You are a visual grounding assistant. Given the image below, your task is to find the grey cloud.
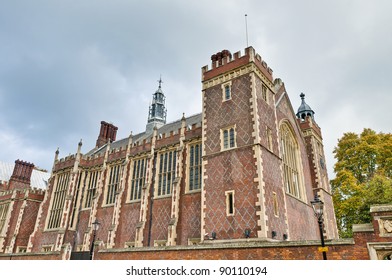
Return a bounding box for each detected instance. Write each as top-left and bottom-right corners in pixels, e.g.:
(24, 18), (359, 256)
(1, 0), (391, 178)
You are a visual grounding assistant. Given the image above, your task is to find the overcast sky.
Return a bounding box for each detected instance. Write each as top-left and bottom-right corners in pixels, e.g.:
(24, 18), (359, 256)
(1, 0), (391, 179)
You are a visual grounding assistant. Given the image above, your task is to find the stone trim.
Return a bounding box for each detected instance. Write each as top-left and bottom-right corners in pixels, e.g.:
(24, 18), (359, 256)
(98, 238), (355, 253)
(201, 90), (207, 242)
(202, 63), (273, 92)
(371, 205), (392, 213)
(367, 242), (392, 260)
(352, 223), (374, 233)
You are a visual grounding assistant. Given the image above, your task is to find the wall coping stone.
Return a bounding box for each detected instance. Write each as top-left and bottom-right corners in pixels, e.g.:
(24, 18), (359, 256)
(98, 238), (355, 253)
(370, 204), (392, 213)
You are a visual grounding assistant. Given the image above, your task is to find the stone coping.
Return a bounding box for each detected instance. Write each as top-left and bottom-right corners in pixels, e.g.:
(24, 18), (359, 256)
(370, 204), (392, 213)
(98, 238), (354, 253)
(352, 223), (374, 233)
(0, 251), (61, 258)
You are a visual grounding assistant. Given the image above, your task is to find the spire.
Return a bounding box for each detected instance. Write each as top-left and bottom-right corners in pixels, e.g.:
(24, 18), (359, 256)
(146, 77), (167, 134)
(296, 93), (315, 121)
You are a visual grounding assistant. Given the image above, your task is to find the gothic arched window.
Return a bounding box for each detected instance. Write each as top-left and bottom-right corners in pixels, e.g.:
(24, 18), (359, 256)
(280, 123), (304, 200)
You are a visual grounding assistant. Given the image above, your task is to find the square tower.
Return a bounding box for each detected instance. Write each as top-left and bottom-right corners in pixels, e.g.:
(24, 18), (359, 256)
(201, 47), (288, 241)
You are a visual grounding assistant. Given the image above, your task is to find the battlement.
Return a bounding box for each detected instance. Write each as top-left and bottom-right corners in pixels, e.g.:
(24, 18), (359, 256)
(54, 154), (77, 171)
(29, 188), (45, 195)
(202, 46), (273, 82)
(59, 154), (76, 162)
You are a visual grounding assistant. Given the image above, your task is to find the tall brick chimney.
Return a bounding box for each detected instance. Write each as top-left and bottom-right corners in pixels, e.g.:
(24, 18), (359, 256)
(8, 160), (35, 190)
(96, 121), (118, 148)
(210, 49), (232, 67)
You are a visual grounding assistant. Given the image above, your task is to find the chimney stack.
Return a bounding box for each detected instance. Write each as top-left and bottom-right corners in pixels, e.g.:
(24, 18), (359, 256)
(211, 49), (232, 67)
(8, 160), (35, 190)
(96, 121), (118, 148)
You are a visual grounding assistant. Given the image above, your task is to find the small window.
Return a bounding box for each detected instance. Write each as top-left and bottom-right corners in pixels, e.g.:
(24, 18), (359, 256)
(222, 82), (232, 101)
(273, 192), (279, 216)
(225, 85), (231, 100)
(222, 126), (236, 150)
(266, 127), (273, 151)
(226, 191), (235, 216)
(262, 84), (268, 103)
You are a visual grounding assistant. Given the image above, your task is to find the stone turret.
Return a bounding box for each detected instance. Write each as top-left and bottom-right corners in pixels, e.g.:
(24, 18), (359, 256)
(146, 77), (167, 134)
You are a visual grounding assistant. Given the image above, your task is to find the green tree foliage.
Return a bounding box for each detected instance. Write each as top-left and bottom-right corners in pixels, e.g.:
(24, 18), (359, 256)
(331, 128), (392, 238)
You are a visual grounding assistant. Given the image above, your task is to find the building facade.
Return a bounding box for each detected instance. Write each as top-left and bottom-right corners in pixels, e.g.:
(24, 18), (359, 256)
(1, 46), (356, 259)
(0, 160), (49, 254)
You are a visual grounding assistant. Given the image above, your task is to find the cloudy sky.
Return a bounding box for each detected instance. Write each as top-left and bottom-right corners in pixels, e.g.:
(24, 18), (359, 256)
(1, 0), (391, 179)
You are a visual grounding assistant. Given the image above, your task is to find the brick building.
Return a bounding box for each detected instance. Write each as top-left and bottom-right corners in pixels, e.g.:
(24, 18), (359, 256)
(1, 46), (390, 260)
(0, 160), (49, 254)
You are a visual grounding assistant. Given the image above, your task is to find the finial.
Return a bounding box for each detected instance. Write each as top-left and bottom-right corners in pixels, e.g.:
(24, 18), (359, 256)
(55, 147), (59, 155)
(181, 112), (186, 121)
(300, 92), (305, 100)
(78, 139), (83, 146)
(158, 75), (163, 88)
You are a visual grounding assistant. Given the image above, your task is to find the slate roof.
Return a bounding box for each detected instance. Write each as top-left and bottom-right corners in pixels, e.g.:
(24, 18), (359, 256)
(87, 113), (202, 157)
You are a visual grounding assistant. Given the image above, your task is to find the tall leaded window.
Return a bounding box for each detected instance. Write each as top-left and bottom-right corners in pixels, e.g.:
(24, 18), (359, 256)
(189, 143), (202, 191)
(280, 123), (303, 199)
(47, 172), (70, 229)
(0, 202), (10, 233)
(222, 126), (236, 150)
(130, 157), (147, 201)
(157, 150), (177, 196)
(105, 164), (122, 205)
(84, 170), (99, 208)
(69, 171), (83, 229)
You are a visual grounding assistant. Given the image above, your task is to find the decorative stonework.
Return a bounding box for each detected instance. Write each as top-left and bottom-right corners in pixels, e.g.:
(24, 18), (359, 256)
(202, 64), (273, 91)
(379, 218), (392, 237)
(367, 242), (392, 260)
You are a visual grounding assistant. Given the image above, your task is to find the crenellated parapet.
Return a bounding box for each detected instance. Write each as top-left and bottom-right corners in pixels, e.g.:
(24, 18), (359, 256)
(202, 46), (273, 84)
(54, 155), (77, 172)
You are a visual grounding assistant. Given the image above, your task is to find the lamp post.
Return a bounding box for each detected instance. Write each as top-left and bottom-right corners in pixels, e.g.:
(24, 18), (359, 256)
(89, 219), (100, 260)
(311, 194), (327, 260)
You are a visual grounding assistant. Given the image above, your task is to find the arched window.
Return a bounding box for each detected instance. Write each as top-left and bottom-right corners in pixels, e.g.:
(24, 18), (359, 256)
(280, 123), (304, 200)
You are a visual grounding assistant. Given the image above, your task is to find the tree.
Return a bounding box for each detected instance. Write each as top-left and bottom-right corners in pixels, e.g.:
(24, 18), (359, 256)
(331, 128), (392, 238)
